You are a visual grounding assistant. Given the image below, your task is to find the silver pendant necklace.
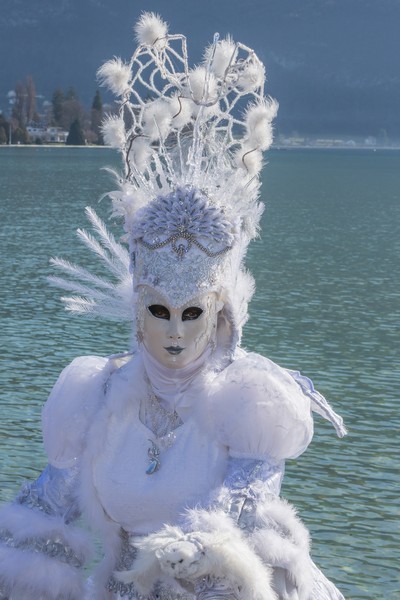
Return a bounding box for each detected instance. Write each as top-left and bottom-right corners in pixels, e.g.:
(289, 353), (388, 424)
(142, 387), (183, 475)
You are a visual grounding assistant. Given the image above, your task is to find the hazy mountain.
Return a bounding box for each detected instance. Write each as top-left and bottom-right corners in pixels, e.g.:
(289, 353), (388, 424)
(1, 0), (399, 138)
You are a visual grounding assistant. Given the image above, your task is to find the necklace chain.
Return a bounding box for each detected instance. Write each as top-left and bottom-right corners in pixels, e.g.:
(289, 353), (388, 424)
(142, 379), (183, 475)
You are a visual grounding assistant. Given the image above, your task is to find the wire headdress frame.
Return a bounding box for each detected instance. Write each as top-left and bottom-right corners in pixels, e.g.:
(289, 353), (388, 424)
(50, 13), (278, 351)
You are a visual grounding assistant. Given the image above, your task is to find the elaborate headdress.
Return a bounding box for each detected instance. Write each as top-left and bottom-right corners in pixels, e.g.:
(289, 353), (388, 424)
(50, 13), (278, 355)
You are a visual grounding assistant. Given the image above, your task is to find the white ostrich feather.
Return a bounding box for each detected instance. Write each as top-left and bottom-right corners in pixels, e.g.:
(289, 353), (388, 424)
(97, 57), (131, 96)
(84, 207), (130, 267)
(49, 257), (116, 290)
(49, 211), (133, 321)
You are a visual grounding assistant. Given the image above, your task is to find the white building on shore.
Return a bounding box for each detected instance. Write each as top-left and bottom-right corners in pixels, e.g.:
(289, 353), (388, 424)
(26, 126), (68, 143)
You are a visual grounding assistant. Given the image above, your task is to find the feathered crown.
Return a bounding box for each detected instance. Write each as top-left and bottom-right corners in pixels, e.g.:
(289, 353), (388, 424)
(50, 13), (277, 352)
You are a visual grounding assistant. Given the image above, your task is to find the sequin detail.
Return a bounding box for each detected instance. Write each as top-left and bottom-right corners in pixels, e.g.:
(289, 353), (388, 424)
(215, 457), (284, 531)
(17, 464), (81, 524)
(0, 528), (84, 568)
(195, 575), (240, 599)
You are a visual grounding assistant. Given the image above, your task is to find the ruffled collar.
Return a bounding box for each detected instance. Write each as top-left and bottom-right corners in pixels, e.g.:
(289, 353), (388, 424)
(141, 345), (212, 419)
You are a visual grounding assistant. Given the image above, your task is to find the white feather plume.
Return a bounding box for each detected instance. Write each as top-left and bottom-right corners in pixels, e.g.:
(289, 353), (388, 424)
(237, 60), (265, 92)
(205, 36), (237, 78)
(134, 12), (168, 47)
(169, 93), (193, 130)
(142, 99), (173, 141)
(101, 115), (126, 148)
(48, 210), (133, 321)
(234, 144), (263, 176)
(97, 57), (131, 96)
(129, 137), (152, 171)
(188, 66), (218, 104)
(245, 98), (279, 150)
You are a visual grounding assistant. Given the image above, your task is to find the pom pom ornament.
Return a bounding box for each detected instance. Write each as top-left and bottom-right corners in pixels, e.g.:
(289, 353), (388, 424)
(245, 98), (279, 150)
(237, 60), (266, 92)
(205, 36), (237, 78)
(97, 57), (132, 97)
(134, 12), (169, 47)
(101, 115), (126, 149)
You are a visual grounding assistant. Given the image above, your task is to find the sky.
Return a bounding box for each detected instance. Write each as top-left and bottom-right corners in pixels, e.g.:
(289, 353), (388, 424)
(1, 0), (399, 139)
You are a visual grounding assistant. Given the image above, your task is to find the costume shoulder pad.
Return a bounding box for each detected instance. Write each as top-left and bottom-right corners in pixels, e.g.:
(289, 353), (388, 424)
(42, 355), (111, 468)
(209, 353), (314, 462)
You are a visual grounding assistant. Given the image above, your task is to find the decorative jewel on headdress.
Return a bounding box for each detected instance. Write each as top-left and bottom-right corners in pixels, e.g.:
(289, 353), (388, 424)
(133, 187), (235, 259)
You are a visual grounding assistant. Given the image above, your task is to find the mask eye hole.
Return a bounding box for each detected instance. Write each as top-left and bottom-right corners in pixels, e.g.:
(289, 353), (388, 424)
(148, 305), (170, 320)
(182, 307), (203, 321)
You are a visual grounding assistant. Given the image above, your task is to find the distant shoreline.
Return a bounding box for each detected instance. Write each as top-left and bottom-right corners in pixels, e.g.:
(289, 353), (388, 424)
(1, 143), (400, 151)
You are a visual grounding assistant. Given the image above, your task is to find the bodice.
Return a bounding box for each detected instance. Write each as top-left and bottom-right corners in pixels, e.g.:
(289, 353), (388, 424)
(92, 405), (228, 534)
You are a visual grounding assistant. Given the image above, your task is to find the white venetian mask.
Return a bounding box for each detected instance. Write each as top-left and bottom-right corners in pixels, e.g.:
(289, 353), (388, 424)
(137, 287), (222, 369)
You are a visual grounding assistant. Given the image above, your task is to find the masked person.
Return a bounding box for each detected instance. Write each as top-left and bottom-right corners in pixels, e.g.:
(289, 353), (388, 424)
(0, 13), (347, 600)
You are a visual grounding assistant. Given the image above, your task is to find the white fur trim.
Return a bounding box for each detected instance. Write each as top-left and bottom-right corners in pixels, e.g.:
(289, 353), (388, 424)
(0, 545), (85, 600)
(0, 503), (92, 560)
(251, 496), (314, 600)
(116, 515), (276, 600)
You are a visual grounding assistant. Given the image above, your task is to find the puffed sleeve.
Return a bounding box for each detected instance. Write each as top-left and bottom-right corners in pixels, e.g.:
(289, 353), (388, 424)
(209, 353), (314, 462)
(42, 354), (110, 468)
(0, 355), (110, 600)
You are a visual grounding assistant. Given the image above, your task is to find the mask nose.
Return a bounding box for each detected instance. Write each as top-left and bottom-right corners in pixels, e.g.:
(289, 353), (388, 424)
(167, 315), (183, 340)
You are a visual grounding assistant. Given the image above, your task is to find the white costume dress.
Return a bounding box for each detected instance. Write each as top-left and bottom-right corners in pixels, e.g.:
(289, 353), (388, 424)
(0, 348), (345, 599)
(0, 13), (347, 600)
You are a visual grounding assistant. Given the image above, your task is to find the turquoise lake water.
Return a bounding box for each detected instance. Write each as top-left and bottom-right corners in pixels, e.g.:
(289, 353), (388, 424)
(0, 146), (399, 598)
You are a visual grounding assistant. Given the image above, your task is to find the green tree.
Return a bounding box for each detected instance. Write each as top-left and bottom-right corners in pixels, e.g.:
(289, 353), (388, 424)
(62, 88), (83, 130)
(52, 89), (64, 126)
(13, 127), (29, 144)
(90, 90), (103, 144)
(0, 125), (7, 145)
(66, 119), (85, 145)
(65, 86), (78, 101)
(51, 87), (84, 130)
(0, 115), (8, 144)
(25, 75), (36, 124)
(12, 81), (26, 128)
